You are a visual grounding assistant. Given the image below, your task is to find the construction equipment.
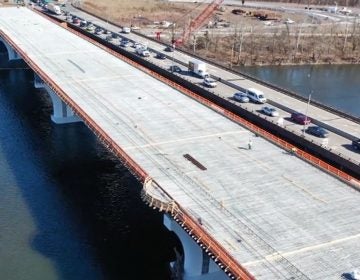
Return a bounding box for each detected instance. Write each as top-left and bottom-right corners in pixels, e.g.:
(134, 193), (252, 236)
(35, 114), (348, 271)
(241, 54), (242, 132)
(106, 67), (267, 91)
(173, 0), (224, 46)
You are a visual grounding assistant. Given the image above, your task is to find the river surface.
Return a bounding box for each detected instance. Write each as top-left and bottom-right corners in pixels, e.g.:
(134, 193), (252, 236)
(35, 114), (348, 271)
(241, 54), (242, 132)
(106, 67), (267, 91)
(0, 65), (174, 279)
(0, 59), (359, 280)
(238, 64), (360, 117)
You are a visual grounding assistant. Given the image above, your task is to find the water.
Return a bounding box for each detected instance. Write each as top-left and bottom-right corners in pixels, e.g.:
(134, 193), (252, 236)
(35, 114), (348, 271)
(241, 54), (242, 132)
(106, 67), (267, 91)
(0, 65), (174, 279)
(1, 57), (359, 280)
(238, 64), (360, 118)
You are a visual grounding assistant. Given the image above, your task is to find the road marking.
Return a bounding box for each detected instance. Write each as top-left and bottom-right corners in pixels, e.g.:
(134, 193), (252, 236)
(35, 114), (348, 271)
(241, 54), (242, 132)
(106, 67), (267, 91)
(123, 130), (248, 150)
(282, 174), (327, 203)
(243, 233), (360, 266)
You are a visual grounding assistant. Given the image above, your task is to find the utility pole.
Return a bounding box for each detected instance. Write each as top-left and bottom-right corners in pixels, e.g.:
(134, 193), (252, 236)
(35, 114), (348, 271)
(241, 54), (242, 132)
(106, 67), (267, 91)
(303, 72), (313, 136)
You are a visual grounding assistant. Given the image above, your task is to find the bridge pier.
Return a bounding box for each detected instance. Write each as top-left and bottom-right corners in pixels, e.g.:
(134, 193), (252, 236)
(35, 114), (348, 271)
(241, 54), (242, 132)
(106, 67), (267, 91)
(0, 37), (22, 61)
(164, 214), (228, 280)
(34, 74), (82, 124)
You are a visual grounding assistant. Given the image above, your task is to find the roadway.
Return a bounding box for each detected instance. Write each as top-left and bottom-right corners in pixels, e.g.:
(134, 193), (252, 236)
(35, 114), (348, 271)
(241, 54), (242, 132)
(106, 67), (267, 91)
(1, 7), (360, 280)
(54, 5), (360, 166)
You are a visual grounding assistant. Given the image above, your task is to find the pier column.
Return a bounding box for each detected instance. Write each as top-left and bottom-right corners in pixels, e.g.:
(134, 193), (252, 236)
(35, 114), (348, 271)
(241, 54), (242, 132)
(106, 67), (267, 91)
(164, 214), (228, 280)
(0, 37), (22, 61)
(34, 74), (82, 124)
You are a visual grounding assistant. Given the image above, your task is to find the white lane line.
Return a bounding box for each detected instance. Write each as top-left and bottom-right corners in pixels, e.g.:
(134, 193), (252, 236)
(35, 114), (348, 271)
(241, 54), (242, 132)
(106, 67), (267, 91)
(123, 130), (248, 150)
(243, 233), (360, 266)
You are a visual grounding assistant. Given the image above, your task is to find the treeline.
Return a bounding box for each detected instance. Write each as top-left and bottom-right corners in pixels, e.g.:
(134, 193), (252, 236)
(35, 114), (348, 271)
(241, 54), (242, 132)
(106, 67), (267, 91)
(193, 21), (360, 66)
(248, 0), (360, 7)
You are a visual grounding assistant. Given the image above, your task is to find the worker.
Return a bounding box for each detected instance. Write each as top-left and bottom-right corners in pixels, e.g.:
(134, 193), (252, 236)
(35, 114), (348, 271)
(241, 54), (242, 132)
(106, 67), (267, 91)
(242, 0), (245, 5)
(248, 139), (252, 150)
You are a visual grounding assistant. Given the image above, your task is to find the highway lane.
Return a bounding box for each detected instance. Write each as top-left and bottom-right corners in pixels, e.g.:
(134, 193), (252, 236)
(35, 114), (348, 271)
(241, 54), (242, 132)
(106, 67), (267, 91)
(46, 6), (360, 165)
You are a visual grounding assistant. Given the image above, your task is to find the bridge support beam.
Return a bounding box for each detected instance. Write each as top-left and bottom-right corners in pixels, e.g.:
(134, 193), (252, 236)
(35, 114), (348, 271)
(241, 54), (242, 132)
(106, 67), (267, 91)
(0, 37), (22, 61)
(164, 214), (228, 280)
(34, 74), (82, 124)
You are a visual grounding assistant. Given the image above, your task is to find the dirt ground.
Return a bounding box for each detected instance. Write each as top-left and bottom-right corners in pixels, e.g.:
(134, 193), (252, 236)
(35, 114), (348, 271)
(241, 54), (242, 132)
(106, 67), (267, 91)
(81, 0), (360, 66)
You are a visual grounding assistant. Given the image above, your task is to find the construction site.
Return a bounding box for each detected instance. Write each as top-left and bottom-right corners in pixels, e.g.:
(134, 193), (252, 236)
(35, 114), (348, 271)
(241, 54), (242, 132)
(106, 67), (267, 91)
(76, 0), (360, 65)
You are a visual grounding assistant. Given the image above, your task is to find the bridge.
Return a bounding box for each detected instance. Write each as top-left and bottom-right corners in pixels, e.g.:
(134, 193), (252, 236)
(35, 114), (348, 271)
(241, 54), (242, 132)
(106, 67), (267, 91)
(1, 7), (360, 280)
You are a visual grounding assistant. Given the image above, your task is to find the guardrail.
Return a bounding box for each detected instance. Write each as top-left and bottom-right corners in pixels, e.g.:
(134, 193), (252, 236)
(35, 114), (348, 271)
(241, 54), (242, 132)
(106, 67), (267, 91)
(4, 9), (360, 279)
(71, 4), (360, 126)
(37, 8), (360, 179)
(0, 27), (148, 183)
(141, 178), (256, 280)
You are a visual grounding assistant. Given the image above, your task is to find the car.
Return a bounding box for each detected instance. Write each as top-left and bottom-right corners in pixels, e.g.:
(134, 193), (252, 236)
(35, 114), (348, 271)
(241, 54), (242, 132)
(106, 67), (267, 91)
(233, 92), (249, 103)
(105, 35), (113, 42)
(80, 20), (87, 27)
(169, 65), (181, 72)
(155, 53), (166, 60)
(120, 40), (130, 47)
(262, 106), (279, 117)
(72, 18), (80, 25)
(305, 126), (329, 138)
(111, 33), (119, 39)
(203, 77), (217, 88)
(247, 88), (267, 103)
(164, 46), (175, 52)
(104, 30), (111, 34)
(86, 24), (95, 32)
(352, 139), (360, 151)
(95, 29), (103, 35)
(122, 27), (131, 34)
(291, 112), (311, 125)
(284, 18), (295, 24)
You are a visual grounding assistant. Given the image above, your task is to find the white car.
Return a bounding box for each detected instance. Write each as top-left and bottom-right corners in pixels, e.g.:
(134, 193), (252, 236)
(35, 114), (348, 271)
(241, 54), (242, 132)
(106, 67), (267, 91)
(262, 106), (279, 117)
(203, 78), (217, 88)
(284, 18), (295, 24)
(233, 92), (249, 103)
(122, 27), (131, 34)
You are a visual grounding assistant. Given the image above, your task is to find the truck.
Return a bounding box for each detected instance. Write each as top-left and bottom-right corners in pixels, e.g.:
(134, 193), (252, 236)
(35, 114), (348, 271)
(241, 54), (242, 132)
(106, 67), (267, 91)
(352, 139), (360, 151)
(188, 60), (209, 78)
(46, 3), (62, 15)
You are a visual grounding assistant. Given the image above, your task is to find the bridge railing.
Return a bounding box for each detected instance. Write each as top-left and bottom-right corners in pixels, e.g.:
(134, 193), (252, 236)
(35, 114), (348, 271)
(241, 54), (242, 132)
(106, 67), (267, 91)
(2, 11), (360, 279)
(141, 178), (256, 280)
(0, 27), (149, 183)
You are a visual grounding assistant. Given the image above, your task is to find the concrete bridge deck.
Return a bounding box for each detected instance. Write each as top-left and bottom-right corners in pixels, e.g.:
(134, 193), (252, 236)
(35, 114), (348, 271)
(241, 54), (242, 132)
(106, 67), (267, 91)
(1, 7), (360, 279)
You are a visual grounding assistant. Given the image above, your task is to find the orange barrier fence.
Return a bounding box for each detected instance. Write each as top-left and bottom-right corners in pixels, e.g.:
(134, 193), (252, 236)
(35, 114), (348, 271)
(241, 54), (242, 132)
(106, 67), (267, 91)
(2, 11), (359, 279)
(0, 29), (148, 183)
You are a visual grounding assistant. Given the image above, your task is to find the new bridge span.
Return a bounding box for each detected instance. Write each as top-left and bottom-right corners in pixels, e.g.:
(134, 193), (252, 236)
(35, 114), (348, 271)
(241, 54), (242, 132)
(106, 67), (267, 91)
(1, 7), (360, 280)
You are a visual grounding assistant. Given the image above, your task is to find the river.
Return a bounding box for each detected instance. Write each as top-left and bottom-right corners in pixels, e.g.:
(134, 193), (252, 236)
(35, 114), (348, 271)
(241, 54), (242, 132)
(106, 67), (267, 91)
(0, 64), (174, 279)
(0, 60), (359, 280)
(238, 64), (360, 117)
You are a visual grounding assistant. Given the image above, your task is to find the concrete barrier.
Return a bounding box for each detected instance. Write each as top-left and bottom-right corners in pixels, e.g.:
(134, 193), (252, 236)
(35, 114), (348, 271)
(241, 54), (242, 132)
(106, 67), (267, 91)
(61, 18), (360, 180)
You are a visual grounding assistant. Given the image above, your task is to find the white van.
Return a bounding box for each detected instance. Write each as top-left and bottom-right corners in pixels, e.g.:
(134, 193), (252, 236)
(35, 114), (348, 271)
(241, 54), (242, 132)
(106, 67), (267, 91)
(247, 88), (267, 104)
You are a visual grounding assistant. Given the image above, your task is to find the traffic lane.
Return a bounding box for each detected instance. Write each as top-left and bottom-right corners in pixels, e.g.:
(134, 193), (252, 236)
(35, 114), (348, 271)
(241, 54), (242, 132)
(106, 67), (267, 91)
(62, 9), (360, 162)
(216, 88), (360, 163)
(64, 7), (359, 130)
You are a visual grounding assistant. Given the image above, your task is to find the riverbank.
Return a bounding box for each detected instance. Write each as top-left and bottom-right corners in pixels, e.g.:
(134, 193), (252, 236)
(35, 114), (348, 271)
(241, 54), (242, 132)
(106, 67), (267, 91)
(79, 0), (360, 66)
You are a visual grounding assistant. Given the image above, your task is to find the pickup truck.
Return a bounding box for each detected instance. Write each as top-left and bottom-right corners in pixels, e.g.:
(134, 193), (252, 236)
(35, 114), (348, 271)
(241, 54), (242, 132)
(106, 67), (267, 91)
(352, 139), (360, 151)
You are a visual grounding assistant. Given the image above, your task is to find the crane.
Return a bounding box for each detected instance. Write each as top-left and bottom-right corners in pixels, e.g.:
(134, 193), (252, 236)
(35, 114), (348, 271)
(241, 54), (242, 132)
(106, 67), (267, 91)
(172, 0), (224, 46)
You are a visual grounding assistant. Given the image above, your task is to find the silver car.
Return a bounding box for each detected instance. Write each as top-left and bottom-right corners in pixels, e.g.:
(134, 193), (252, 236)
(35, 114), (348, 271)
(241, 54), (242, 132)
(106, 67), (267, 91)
(262, 106), (279, 117)
(233, 92), (249, 103)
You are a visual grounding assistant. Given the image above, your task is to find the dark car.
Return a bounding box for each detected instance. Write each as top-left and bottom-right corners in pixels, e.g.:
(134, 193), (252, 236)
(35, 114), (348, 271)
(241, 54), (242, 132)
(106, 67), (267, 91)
(111, 33), (119, 39)
(80, 20), (87, 27)
(164, 46), (175, 52)
(156, 53), (166, 60)
(169, 65), (181, 72)
(352, 139), (360, 151)
(291, 112), (311, 125)
(305, 126), (329, 138)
